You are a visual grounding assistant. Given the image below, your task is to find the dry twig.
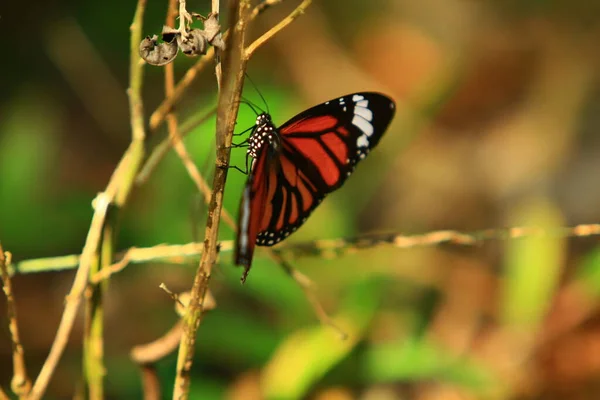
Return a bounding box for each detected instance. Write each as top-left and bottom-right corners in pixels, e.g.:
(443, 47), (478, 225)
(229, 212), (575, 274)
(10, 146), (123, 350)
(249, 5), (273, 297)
(0, 245), (31, 397)
(12, 224), (600, 277)
(29, 0), (149, 396)
(29, 194), (111, 399)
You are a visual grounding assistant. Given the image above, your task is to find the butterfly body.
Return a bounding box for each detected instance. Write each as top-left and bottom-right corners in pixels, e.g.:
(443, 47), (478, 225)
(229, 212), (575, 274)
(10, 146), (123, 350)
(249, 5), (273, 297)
(235, 92), (396, 281)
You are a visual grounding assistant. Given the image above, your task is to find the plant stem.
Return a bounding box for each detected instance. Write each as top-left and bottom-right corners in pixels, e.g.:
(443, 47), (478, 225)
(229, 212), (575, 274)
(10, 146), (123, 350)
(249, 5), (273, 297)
(0, 244), (31, 398)
(172, 0), (251, 397)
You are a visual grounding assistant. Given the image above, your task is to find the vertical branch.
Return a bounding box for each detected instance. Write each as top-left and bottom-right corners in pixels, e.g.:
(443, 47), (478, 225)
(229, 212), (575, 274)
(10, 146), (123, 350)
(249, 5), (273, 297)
(172, 1), (251, 398)
(163, 0), (238, 228)
(212, 0), (223, 90)
(29, 194), (111, 400)
(0, 245), (31, 398)
(83, 0), (148, 396)
(30, 1), (148, 398)
(129, 0), (148, 143)
(83, 227), (110, 399)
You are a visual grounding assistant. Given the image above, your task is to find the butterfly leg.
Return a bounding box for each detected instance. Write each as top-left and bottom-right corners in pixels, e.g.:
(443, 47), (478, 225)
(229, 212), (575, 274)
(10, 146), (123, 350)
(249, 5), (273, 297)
(233, 125), (255, 137)
(232, 138), (249, 148)
(225, 153), (250, 175)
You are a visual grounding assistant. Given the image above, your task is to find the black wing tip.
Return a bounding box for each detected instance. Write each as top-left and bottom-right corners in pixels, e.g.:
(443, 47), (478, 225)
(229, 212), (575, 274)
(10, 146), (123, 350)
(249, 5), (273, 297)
(352, 92), (397, 114)
(354, 91), (395, 101)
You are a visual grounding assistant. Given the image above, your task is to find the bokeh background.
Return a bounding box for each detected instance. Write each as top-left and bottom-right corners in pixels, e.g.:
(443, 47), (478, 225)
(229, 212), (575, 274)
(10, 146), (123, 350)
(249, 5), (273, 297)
(2, 0), (600, 398)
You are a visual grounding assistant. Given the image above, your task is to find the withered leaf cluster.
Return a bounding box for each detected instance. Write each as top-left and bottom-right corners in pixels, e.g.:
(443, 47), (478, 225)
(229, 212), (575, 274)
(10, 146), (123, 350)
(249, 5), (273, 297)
(140, 12), (225, 66)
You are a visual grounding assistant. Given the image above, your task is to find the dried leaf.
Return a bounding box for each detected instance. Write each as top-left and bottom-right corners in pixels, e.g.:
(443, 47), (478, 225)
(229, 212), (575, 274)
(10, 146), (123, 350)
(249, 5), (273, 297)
(202, 12), (226, 51)
(178, 29), (208, 56)
(139, 34), (178, 66)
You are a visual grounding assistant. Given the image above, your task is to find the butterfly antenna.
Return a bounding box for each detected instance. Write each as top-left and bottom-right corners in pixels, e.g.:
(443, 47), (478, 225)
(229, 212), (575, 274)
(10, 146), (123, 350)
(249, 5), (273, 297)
(238, 98), (260, 116)
(245, 72), (270, 114)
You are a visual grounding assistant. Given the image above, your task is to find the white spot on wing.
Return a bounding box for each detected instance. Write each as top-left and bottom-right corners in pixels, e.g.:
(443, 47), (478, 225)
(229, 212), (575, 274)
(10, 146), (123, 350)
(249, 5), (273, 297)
(352, 94), (364, 101)
(352, 115), (374, 137)
(356, 134), (369, 147)
(354, 106), (373, 121)
(356, 100), (369, 107)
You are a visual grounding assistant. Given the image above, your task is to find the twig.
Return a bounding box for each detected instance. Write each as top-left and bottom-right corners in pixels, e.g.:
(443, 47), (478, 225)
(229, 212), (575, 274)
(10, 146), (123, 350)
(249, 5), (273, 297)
(13, 224), (600, 277)
(161, 0), (238, 244)
(139, 365), (161, 400)
(83, 226), (109, 400)
(164, 106), (236, 228)
(29, 194), (111, 400)
(212, 0), (223, 91)
(29, 0), (149, 397)
(149, 50), (215, 131)
(159, 283), (185, 308)
(0, 245), (31, 397)
(0, 387), (9, 400)
(269, 251), (347, 339)
(172, 0), (251, 397)
(83, 0), (149, 395)
(131, 286), (215, 399)
(129, 1), (147, 143)
(131, 289), (215, 365)
(244, 0), (312, 59)
(135, 107), (216, 185)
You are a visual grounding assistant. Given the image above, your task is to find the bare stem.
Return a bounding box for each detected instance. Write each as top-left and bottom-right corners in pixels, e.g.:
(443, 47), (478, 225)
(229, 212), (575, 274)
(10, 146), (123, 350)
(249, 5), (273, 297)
(12, 224), (600, 276)
(172, 0), (251, 397)
(135, 107), (216, 185)
(139, 365), (161, 400)
(29, 194), (111, 400)
(0, 245), (31, 398)
(212, 0), (223, 91)
(29, 1), (148, 397)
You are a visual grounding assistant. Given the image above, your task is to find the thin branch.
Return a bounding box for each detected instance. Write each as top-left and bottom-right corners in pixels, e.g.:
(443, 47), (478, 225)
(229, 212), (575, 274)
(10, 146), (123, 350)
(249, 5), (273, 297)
(83, 226), (111, 400)
(172, 0), (251, 396)
(129, 0), (147, 142)
(12, 224), (600, 276)
(29, 1), (148, 397)
(0, 245), (31, 397)
(131, 287), (216, 399)
(0, 387), (9, 400)
(149, 50), (215, 131)
(269, 251), (347, 339)
(29, 194), (111, 400)
(244, 0), (312, 60)
(212, 0), (223, 91)
(135, 107), (216, 185)
(162, 0), (237, 240)
(165, 107), (236, 228)
(139, 365), (161, 400)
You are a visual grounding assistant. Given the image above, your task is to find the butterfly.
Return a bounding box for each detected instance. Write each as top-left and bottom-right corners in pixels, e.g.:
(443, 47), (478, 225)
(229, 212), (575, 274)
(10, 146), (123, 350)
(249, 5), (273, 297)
(234, 92), (396, 282)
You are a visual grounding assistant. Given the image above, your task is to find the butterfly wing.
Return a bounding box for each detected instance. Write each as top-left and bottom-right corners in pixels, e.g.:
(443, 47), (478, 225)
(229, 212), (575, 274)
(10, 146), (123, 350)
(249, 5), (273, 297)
(234, 143), (278, 273)
(254, 92), (396, 246)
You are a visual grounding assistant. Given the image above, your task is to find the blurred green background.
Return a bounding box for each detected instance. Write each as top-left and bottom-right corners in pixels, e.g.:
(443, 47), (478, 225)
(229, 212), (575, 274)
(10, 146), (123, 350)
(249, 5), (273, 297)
(2, 0), (600, 398)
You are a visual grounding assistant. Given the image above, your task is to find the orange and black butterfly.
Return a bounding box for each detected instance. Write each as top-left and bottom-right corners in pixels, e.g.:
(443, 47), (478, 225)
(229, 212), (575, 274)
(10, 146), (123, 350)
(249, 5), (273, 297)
(235, 92), (396, 282)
